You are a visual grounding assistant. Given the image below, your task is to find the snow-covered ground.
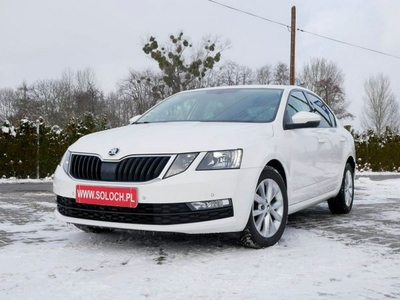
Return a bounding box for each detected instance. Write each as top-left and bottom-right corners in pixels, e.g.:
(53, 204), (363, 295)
(0, 177), (53, 184)
(0, 177), (399, 299)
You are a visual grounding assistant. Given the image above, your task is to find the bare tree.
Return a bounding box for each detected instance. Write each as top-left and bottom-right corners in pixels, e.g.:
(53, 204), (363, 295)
(218, 61), (254, 86)
(273, 62), (289, 85)
(256, 64), (273, 85)
(103, 91), (123, 127)
(361, 73), (400, 135)
(74, 68), (103, 116)
(30, 79), (62, 125)
(0, 88), (17, 122)
(13, 81), (39, 121)
(201, 68), (222, 87)
(26, 68), (104, 126)
(218, 61), (238, 86)
(57, 69), (76, 124)
(299, 58), (352, 119)
(118, 69), (164, 117)
(240, 66), (254, 85)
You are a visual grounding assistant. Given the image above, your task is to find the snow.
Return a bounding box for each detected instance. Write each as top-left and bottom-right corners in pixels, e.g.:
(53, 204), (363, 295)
(0, 177), (400, 299)
(356, 171), (399, 176)
(0, 177), (53, 184)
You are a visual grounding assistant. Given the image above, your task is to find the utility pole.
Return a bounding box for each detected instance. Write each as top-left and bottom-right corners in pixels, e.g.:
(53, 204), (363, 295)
(290, 6), (296, 85)
(36, 120), (40, 179)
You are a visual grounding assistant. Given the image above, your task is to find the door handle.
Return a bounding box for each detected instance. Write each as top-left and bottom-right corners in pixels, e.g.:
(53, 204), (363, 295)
(318, 138), (326, 144)
(340, 138), (346, 143)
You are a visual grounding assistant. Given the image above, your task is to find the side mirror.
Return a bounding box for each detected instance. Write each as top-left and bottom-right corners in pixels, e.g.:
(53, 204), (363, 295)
(129, 115), (142, 124)
(285, 111), (321, 130)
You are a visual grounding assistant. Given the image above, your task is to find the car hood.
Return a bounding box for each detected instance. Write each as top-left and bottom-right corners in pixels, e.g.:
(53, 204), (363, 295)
(69, 122), (274, 159)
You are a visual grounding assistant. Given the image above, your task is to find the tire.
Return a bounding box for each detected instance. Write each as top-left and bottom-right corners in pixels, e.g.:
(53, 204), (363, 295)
(240, 167), (288, 249)
(328, 163), (354, 214)
(73, 224), (114, 233)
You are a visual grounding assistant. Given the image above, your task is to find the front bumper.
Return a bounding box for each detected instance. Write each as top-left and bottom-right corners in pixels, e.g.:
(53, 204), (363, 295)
(53, 164), (260, 234)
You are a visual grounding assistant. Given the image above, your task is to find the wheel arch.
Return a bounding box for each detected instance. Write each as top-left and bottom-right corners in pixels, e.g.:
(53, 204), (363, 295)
(265, 159), (287, 188)
(346, 155), (355, 172)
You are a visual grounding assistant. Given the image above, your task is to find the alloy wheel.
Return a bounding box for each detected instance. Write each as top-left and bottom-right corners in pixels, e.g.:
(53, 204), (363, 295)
(344, 169), (353, 207)
(252, 179), (284, 238)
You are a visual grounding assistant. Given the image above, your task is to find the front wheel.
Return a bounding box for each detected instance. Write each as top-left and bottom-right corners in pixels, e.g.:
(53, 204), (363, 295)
(240, 167), (288, 249)
(328, 163), (354, 214)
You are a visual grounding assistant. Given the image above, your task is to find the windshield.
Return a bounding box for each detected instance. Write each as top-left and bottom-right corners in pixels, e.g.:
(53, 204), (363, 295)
(137, 88), (283, 123)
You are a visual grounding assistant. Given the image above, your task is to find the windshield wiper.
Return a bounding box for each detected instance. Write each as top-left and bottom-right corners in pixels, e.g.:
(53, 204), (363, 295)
(133, 121), (151, 125)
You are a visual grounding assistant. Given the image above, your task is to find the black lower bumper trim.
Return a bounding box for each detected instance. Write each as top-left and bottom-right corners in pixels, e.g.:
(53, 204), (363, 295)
(56, 196), (233, 225)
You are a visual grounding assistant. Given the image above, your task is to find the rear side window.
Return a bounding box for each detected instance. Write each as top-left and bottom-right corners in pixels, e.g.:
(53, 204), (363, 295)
(306, 93), (336, 128)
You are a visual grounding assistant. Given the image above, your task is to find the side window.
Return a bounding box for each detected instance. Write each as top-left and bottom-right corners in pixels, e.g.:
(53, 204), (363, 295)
(285, 91), (312, 124)
(306, 93), (336, 128)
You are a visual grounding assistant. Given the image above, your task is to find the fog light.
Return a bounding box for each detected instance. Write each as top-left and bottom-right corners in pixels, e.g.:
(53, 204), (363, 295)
(187, 199), (232, 211)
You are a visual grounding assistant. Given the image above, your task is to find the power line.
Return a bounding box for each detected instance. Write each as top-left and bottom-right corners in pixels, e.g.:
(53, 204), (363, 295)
(208, 0), (400, 60)
(297, 29), (400, 59)
(209, 0), (289, 29)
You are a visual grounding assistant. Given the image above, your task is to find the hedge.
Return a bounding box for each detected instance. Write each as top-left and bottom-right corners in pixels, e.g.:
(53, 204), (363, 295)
(0, 113), (108, 178)
(353, 127), (400, 172)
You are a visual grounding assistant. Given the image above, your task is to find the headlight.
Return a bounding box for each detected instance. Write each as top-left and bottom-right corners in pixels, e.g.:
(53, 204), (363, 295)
(60, 150), (72, 174)
(164, 153), (198, 178)
(197, 149), (242, 170)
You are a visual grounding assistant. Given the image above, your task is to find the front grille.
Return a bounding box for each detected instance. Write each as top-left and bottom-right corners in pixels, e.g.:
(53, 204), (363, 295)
(70, 155), (170, 182)
(57, 196), (234, 225)
(70, 155), (101, 181)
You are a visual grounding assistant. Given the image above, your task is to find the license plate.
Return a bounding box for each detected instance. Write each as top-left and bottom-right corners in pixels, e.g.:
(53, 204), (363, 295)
(76, 185), (138, 208)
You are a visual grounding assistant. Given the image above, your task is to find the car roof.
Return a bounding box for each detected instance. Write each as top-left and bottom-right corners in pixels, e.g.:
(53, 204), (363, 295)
(177, 85), (311, 94)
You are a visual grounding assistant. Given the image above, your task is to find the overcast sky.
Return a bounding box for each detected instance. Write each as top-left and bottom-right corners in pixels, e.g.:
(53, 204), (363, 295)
(1, 0), (399, 128)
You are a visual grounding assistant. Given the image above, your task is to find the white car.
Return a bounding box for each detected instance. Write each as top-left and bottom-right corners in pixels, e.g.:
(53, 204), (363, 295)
(54, 85), (355, 248)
